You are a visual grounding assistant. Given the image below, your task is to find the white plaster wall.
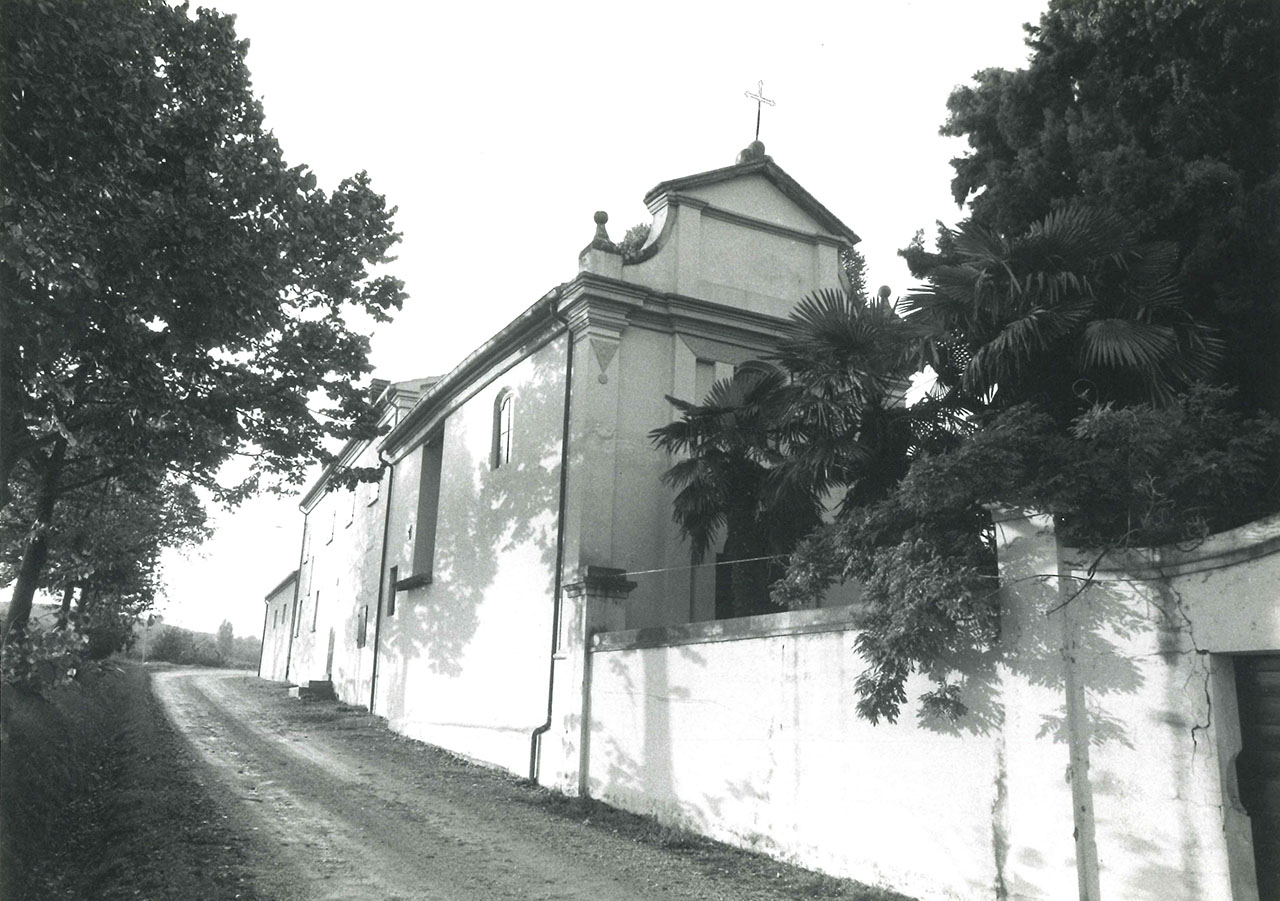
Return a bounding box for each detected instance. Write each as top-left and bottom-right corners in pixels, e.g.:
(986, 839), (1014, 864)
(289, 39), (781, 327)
(993, 512), (1280, 900)
(311, 440), (386, 709)
(606, 326), (700, 628)
(259, 588), (293, 682)
(698, 217), (826, 319)
(588, 624), (1001, 901)
(289, 498), (331, 683)
(586, 515), (1280, 901)
(1065, 521), (1280, 901)
(375, 335), (568, 774)
(690, 175), (826, 233)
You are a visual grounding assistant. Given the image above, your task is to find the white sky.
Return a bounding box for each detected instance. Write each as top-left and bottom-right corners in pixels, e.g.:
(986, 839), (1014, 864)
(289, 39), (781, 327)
(158, 0), (1047, 638)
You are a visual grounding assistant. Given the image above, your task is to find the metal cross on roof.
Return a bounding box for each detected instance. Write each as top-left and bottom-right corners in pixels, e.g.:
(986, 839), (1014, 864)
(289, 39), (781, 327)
(744, 80), (775, 141)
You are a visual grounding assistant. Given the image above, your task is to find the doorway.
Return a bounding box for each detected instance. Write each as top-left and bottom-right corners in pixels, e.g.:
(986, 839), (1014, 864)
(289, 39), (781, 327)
(1235, 654), (1280, 900)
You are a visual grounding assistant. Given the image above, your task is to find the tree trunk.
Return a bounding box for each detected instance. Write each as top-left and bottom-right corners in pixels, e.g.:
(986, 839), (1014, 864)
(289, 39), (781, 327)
(724, 507), (774, 618)
(56, 584), (76, 630)
(3, 441), (66, 640)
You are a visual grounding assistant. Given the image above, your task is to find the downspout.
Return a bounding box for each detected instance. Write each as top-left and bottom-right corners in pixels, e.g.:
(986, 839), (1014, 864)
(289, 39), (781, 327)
(284, 517), (307, 683)
(530, 287), (571, 781)
(368, 449), (396, 714)
(257, 601), (269, 678)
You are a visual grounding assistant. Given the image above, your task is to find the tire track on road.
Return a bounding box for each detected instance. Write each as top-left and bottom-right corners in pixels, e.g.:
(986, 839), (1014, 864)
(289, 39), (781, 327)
(150, 670), (692, 901)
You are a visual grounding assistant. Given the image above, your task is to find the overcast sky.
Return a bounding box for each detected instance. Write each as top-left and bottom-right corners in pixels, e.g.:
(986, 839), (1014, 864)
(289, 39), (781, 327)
(159, 0), (1049, 638)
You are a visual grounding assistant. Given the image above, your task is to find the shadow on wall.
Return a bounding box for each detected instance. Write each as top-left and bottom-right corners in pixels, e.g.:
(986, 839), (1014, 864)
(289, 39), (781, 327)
(593, 643), (715, 830)
(914, 539), (1146, 749)
(382, 349), (567, 715)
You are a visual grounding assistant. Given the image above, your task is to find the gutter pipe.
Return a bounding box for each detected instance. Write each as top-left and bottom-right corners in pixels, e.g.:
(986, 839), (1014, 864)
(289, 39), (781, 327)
(529, 287), (572, 782)
(283, 519), (307, 683)
(257, 601), (269, 678)
(368, 448), (396, 714)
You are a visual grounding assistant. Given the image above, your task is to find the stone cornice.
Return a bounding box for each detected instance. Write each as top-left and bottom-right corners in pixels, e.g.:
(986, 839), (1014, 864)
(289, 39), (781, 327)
(299, 395), (411, 512)
(695, 198), (849, 249)
(381, 294), (567, 461)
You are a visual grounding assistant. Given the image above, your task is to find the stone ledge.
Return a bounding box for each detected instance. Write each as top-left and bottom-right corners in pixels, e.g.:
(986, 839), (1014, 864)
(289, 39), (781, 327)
(590, 604), (861, 653)
(1067, 511), (1280, 579)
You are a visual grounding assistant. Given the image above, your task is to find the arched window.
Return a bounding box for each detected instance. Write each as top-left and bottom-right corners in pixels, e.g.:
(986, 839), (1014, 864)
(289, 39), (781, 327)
(492, 389), (514, 468)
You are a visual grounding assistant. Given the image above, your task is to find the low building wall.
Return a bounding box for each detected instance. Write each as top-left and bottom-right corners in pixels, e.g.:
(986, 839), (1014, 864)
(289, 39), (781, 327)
(581, 513), (1280, 901)
(586, 607), (1003, 900)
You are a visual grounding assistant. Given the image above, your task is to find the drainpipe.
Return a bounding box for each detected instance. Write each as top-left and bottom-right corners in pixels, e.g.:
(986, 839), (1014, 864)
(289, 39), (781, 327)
(368, 449), (396, 714)
(284, 516), (307, 683)
(257, 601), (269, 678)
(530, 287), (571, 781)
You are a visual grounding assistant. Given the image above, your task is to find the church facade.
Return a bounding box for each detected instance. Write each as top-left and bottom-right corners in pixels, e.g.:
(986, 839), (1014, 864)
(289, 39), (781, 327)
(259, 144), (859, 777)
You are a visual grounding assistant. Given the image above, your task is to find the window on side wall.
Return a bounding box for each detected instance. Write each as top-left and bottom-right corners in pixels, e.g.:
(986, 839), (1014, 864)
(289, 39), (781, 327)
(387, 565), (398, 617)
(356, 605), (368, 648)
(409, 434), (443, 585)
(311, 590), (320, 632)
(492, 389), (514, 469)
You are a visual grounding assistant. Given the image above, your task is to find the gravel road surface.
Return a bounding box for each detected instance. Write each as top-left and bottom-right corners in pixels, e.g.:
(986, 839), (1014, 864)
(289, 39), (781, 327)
(151, 668), (906, 901)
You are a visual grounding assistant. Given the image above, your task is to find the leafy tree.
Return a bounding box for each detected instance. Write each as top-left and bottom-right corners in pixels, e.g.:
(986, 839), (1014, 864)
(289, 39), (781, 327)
(1, 474), (208, 615)
(216, 620), (234, 660)
(1, 0), (406, 635)
(777, 387), (1280, 723)
(915, 0), (1280, 412)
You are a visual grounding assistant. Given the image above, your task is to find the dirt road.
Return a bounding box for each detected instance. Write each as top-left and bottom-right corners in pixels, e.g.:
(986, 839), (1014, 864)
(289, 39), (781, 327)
(152, 669), (904, 901)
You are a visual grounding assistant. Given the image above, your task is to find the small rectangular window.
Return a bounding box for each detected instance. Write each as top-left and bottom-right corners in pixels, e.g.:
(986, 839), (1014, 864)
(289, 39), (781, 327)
(413, 436), (444, 578)
(387, 566), (398, 617)
(312, 590), (320, 632)
(356, 605), (368, 648)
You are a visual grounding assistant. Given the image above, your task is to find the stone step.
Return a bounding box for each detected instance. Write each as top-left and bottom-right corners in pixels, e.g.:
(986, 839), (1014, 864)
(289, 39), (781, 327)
(288, 679), (336, 701)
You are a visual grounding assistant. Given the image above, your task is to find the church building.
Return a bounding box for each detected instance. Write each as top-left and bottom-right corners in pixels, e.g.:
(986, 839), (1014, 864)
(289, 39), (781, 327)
(259, 142), (859, 778)
(258, 143), (1280, 900)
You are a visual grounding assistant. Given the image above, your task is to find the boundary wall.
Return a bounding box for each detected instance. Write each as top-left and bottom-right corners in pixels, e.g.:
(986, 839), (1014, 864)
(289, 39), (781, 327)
(561, 513), (1280, 901)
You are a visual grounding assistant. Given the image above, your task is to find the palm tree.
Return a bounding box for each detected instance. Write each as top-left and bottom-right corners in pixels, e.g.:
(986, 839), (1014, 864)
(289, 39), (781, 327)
(651, 289), (952, 617)
(902, 205), (1222, 418)
(650, 366), (801, 618)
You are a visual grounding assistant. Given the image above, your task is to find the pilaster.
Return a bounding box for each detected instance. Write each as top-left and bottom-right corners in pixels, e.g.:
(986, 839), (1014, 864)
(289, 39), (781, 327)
(543, 567), (636, 794)
(991, 508), (1101, 901)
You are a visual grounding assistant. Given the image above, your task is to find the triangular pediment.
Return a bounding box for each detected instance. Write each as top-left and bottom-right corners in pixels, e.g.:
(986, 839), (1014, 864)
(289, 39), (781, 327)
(643, 155), (859, 245)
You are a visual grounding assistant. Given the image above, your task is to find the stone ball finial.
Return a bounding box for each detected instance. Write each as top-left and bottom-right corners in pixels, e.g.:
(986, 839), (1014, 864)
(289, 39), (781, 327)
(878, 285), (892, 301)
(590, 210), (616, 251)
(735, 140), (767, 164)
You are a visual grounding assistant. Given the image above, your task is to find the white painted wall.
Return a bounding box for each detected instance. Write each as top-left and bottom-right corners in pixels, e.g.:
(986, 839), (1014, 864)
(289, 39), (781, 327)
(587, 610), (1002, 901)
(258, 577), (295, 681)
(583, 514), (1280, 901)
(374, 334), (568, 773)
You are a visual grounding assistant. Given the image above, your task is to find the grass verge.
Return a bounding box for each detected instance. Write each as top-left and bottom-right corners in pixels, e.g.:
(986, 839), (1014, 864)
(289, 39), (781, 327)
(0, 662), (265, 901)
